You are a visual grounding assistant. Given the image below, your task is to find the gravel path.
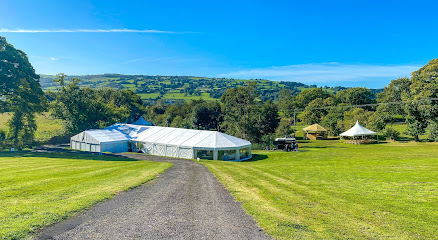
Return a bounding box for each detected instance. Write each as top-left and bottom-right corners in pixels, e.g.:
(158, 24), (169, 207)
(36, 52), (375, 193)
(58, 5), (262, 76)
(36, 151), (270, 240)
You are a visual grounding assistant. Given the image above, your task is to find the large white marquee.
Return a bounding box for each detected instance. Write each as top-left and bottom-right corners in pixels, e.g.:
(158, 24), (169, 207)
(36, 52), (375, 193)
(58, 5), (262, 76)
(70, 121), (252, 161)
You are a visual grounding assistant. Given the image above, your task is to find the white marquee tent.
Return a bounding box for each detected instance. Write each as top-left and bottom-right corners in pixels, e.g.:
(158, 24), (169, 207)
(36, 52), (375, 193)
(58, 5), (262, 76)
(340, 121), (378, 143)
(340, 121), (377, 137)
(70, 118), (252, 161)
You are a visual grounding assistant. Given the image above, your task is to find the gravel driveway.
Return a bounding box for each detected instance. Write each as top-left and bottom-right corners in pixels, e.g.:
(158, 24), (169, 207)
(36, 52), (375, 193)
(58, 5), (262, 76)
(36, 151), (270, 240)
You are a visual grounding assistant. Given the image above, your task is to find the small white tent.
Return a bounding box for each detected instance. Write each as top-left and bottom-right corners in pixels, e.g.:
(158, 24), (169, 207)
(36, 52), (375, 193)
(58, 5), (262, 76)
(340, 121), (378, 143)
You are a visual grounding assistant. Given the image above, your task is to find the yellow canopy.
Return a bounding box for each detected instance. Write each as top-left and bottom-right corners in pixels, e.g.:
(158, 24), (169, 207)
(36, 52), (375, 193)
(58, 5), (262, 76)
(302, 124), (327, 132)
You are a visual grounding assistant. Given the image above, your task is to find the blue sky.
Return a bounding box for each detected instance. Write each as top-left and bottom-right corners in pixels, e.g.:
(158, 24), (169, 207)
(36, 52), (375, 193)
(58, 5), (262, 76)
(1, 0), (437, 88)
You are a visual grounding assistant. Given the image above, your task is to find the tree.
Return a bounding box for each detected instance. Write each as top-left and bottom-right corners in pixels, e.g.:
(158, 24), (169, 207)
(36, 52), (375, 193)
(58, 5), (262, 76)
(300, 97), (335, 125)
(294, 88), (332, 109)
(376, 77), (411, 125)
(276, 118), (295, 137)
(259, 100), (280, 136)
(321, 105), (347, 136)
(404, 58), (438, 141)
(192, 101), (222, 130)
(339, 108), (375, 132)
(50, 74), (144, 134)
(221, 83), (259, 141)
(0, 36), (45, 147)
(277, 89), (295, 117)
(336, 87), (374, 106)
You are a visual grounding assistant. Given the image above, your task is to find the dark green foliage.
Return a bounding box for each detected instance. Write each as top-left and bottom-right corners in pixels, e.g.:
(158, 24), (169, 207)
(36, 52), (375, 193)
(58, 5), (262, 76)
(277, 89), (296, 118)
(376, 77), (411, 127)
(276, 118), (295, 137)
(49, 74), (145, 134)
(321, 106), (346, 136)
(0, 36), (45, 147)
(192, 101), (222, 130)
(426, 121), (438, 141)
(294, 88), (333, 108)
(404, 59), (438, 141)
(382, 128), (400, 141)
(336, 87), (374, 106)
(220, 84), (280, 143)
(220, 83), (259, 141)
(300, 97), (336, 125)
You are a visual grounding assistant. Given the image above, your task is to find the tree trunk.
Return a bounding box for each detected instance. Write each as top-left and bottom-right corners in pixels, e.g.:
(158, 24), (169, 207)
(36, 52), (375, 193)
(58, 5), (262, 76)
(414, 135), (419, 142)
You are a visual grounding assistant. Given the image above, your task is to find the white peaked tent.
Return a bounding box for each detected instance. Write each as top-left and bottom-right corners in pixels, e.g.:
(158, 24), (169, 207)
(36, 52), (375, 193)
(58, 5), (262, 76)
(340, 121), (378, 143)
(70, 118), (252, 161)
(131, 116), (152, 126)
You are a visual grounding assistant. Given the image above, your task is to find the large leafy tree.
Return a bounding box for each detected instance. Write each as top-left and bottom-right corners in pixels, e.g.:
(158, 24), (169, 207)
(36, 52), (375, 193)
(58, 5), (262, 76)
(376, 77), (411, 125)
(404, 58), (438, 141)
(221, 83), (259, 141)
(300, 97), (336, 125)
(0, 36), (45, 147)
(221, 83), (279, 143)
(336, 87), (374, 106)
(294, 88), (332, 109)
(192, 100), (222, 130)
(49, 74), (144, 134)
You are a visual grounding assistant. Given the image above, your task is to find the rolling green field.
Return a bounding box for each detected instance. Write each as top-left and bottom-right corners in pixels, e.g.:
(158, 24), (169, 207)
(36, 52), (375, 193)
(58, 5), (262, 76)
(201, 141), (438, 239)
(0, 152), (171, 239)
(39, 74), (323, 102)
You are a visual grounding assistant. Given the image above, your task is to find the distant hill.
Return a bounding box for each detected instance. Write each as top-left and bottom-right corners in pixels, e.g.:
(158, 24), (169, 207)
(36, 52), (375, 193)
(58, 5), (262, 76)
(39, 74), (353, 103)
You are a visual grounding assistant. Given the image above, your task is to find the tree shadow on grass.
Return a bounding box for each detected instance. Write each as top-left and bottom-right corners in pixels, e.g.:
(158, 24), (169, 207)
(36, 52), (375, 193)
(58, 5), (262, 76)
(242, 154), (269, 162)
(0, 150), (139, 162)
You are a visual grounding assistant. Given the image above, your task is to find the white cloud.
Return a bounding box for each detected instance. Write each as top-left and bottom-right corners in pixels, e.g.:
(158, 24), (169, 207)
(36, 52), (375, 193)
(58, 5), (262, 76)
(218, 63), (420, 84)
(0, 28), (180, 33)
(49, 57), (57, 61)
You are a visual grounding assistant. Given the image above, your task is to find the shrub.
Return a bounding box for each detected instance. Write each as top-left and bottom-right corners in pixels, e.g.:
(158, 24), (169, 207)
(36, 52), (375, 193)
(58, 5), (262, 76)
(426, 121), (438, 142)
(383, 128), (400, 141)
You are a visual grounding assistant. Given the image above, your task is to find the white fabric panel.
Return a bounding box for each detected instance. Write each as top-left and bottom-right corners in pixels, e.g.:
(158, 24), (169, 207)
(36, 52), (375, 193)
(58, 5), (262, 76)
(143, 142), (153, 154)
(178, 147), (194, 159)
(156, 144), (166, 156)
(166, 145), (178, 157)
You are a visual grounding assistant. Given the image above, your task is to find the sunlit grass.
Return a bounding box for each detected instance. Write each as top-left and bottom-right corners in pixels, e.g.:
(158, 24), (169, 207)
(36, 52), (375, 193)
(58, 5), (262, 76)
(0, 152), (171, 239)
(201, 141), (438, 239)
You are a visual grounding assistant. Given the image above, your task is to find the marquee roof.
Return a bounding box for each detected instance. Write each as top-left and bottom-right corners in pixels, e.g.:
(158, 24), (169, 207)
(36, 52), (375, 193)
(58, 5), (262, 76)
(71, 124), (251, 150)
(136, 126), (251, 150)
(340, 121), (377, 137)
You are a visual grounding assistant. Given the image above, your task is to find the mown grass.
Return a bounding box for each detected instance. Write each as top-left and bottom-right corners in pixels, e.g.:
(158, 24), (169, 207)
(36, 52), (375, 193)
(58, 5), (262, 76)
(0, 152), (171, 239)
(201, 141), (438, 239)
(0, 113), (63, 142)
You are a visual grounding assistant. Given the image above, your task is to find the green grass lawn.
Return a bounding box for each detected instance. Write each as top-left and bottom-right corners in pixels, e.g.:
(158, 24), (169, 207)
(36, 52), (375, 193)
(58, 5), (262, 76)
(0, 113), (63, 142)
(0, 152), (171, 239)
(201, 141), (438, 239)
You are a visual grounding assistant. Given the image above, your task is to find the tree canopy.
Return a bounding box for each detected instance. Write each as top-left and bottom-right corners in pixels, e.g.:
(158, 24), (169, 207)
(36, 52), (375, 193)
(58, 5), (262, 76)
(0, 36), (45, 147)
